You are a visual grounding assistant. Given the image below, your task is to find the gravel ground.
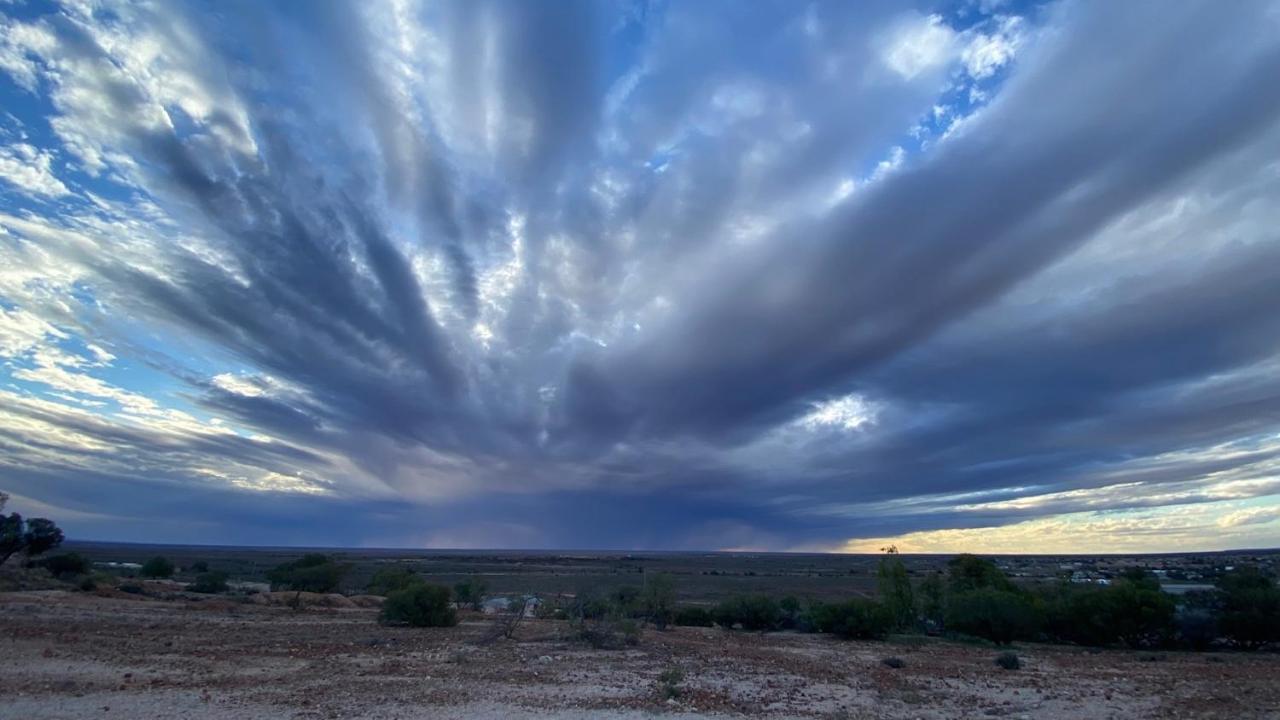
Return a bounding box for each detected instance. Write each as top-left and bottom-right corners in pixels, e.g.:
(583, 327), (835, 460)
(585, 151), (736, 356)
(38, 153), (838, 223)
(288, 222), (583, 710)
(2, 590), (1277, 719)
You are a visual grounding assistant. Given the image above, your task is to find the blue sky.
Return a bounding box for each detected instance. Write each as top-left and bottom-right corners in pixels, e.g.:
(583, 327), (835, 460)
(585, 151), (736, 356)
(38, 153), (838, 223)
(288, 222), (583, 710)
(1, 0), (1279, 552)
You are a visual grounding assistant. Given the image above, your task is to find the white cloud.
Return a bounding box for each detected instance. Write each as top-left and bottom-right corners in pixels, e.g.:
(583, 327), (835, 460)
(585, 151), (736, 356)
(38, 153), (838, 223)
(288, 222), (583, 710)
(798, 394), (878, 432)
(879, 14), (959, 80)
(0, 143), (71, 197)
(961, 16), (1026, 79)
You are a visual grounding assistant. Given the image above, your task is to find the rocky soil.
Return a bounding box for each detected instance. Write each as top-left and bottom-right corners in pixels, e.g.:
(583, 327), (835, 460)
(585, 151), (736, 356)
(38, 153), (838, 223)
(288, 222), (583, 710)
(2, 590), (1277, 719)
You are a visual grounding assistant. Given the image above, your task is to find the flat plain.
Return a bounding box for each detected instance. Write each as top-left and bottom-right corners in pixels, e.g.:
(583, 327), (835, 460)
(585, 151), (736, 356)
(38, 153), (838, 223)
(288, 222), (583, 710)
(3, 545), (1279, 719)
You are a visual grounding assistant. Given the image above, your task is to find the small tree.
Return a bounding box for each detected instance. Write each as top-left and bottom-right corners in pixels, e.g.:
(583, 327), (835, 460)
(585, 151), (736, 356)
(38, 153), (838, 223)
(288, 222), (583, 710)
(877, 547), (915, 631)
(141, 556), (175, 578)
(919, 571), (946, 624)
(947, 555), (1016, 594)
(380, 583), (457, 627)
(453, 576), (489, 610)
(642, 573), (677, 629)
(0, 513), (65, 565)
(267, 554), (348, 609)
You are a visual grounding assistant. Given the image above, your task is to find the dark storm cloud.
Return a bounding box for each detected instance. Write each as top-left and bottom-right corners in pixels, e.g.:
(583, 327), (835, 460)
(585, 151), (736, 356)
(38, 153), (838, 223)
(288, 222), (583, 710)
(2, 0), (1280, 549)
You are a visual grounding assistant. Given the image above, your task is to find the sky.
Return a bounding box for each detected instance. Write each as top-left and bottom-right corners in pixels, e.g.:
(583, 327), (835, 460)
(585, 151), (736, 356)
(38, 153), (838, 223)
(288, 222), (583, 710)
(1, 0), (1279, 553)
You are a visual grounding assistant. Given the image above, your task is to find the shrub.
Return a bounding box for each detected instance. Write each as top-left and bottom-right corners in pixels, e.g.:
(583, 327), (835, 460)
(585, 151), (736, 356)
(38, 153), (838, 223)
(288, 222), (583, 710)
(188, 561), (210, 573)
(579, 617), (641, 649)
(881, 656), (906, 669)
(189, 571), (229, 594)
(657, 667), (684, 699)
(811, 598), (892, 640)
(1105, 577), (1176, 648)
(945, 589), (1042, 645)
(777, 595), (802, 629)
(368, 566), (422, 596)
(713, 595), (781, 631)
(674, 606), (714, 627)
(380, 583), (457, 627)
(1042, 576), (1175, 648)
(140, 556), (175, 578)
(119, 583), (145, 595)
(1175, 609), (1217, 651)
(643, 573), (677, 629)
(995, 652), (1021, 670)
(1216, 566), (1280, 650)
(38, 552), (91, 579)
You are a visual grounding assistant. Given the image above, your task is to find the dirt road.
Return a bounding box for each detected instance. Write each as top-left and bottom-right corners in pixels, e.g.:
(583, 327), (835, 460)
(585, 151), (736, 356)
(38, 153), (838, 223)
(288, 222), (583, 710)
(2, 590), (1276, 719)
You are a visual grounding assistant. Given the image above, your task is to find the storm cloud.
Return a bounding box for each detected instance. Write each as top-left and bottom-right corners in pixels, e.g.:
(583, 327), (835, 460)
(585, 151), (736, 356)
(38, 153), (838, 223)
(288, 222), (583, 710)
(1, 0), (1279, 551)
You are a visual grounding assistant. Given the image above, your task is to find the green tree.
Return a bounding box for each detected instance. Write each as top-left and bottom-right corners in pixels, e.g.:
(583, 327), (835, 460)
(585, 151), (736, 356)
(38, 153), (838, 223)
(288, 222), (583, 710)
(946, 554), (1015, 594)
(267, 554), (348, 608)
(1107, 572), (1176, 648)
(877, 547), (915, 631)
(0, 512), (65, 565)
(141, 556), (175, 578)
(453, 576), (489, 610)
(380, 583), (457, 627)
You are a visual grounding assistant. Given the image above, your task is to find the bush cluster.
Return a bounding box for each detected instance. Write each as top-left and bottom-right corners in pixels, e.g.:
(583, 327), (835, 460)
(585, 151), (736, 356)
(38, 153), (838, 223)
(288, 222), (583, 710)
(380, 583), (457, 627)
(189, 571), (229, 594)
(662, 554), (1280, 653)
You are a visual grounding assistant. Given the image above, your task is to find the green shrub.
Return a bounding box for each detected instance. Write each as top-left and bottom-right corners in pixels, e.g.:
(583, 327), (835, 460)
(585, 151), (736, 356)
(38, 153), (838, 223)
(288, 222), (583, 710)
(945, 589), (1042, 645)
(995, 652), (1021, 670)
(1041, 575), (1175, 648)
(367, 566), (422, 596)
(881, 656), (905, 669)
(1216, 566), (1280, 650)
(657, 667), (684, 699)
(189, 571), (229, 594)
(643, 574), (677, 629)
(948, 555), (1017, 594)
(187, 561), (209, 573)
(38, 552), (91, 579)
(674, 606), (714, 627)
(380, 583), (457, 627)
(578, 616), (641, 649)
(713, 595), (781, 631)
(140, 556), (175, 578)
(119, 583), (145, 595)
(811, 598), (892, 640)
